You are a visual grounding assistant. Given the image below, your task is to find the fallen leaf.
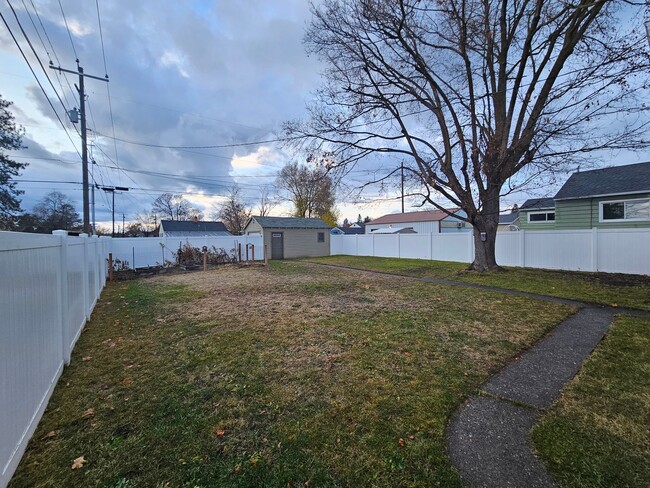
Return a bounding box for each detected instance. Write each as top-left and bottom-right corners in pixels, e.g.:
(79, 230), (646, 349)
(114, 320), (120, 325)
(611, 303), (619, 308)
(234, 465), (241, 473)
(122, 378), (132, 385)
(42, 430), (58, 440)
(398, 438), (406, 447)
(71, 456), (86, 469)
(82, 356), (92, 362)
(156, 318), (166, 323)
(409, 435), (415, 440)
(81, 408), (95, 419)
(215, 429), (225, 437)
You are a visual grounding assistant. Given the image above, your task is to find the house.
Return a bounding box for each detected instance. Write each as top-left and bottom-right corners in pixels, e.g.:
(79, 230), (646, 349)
(243, 216), (330, 259)
(498, 210), (521, 231)
(159, 219), (232, 237)
(519, 161), (650, 230)
(331, 223), (366, 235)
(365, 208), (470, 234)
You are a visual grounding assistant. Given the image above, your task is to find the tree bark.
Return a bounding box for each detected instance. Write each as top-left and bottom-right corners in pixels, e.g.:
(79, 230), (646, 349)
(468, 188), (501, 271)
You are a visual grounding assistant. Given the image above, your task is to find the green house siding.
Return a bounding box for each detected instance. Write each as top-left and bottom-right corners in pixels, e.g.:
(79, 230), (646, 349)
(520, 210), (556, 230)
(522, 193), (650, 230)
(555, 200), (592, 229)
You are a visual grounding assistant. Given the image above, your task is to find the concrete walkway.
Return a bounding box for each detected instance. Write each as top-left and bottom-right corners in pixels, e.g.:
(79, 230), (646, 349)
(305, 262), (648, 487)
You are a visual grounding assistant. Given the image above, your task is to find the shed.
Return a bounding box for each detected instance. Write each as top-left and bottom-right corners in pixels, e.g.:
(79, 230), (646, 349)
(243, 216), (331, 259)
(160, 220), (232, 237)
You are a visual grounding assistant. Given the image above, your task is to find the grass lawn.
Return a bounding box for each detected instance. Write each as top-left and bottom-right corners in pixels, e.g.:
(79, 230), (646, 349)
(306, 255), (650, 310)
(532, 315), (650, 488)
(10, 261), (571, 487)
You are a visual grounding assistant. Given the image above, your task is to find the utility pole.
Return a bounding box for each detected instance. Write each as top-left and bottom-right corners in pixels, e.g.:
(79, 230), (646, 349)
(100, 186), (129, 237)
(122, 214), (125, 237)
(50, 63), (108, 234)
(401, 163), (405, 213)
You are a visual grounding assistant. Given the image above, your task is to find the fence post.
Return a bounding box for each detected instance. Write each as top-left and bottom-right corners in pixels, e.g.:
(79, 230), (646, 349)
(53, 230), (70, 365)
(371, 233), (375, 257)
(398, 233), (402, 258)
(92, 236), (100, 298)
(80, 233), (90, 321)
(428, 232), (433, 260)
(519, 230), (526, 268)
(355, 234), (359, 256)
(591, 227), (598, 272)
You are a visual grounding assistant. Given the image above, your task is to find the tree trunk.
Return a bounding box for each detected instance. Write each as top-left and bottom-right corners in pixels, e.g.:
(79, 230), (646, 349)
(468, 190), (501, 272)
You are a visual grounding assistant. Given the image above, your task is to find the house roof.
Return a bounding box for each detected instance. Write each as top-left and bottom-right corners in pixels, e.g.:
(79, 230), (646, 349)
(498, 213), (520, 225)
(369, 208), (459, 225)
(520, 198), (555, 210)
(554, 161), (650, 200)
(250, 216), (331, 229)
(338, 224), (365, 235)
(371, 226), (417, 234)
(160, 220), (230, 235)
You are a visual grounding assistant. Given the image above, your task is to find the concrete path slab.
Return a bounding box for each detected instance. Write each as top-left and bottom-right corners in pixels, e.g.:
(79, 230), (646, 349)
(447, 396), (557, 488)
(482, 307), (614, 409)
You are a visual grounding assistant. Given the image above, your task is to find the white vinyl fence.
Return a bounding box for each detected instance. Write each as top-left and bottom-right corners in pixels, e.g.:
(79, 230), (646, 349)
(109, 235), (264, 269)
(331, 228), (650, 275)
(0, 231), (109, 487)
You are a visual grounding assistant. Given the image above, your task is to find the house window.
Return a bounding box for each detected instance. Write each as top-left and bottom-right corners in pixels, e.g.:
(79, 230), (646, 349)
(600, 198), (650, 222)
(317, 232), (325, 242)
(528, 211), (555, 223)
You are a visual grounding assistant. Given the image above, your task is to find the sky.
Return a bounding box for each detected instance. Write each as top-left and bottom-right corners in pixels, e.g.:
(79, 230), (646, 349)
(1, 0), (649, 231)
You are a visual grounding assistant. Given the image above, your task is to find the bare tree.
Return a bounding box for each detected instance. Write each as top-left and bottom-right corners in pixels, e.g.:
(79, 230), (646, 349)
(213, 186), (250, 235)
(151, 193), (201, 221)
(286, 0), (650, 270)
(276, 161), (336, 219)
(32, 191), (81, 233)
(257, 184), (276, 217)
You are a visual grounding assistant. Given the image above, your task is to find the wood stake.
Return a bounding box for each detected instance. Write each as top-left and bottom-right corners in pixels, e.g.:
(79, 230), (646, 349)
(108, 253), (114, 281)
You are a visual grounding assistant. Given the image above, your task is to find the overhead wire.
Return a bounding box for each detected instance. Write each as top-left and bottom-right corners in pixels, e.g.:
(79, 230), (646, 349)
(57, 0), (78, 61)
(0, 7), (81, 157)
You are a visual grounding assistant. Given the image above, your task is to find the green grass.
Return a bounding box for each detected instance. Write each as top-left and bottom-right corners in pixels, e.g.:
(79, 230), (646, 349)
(305, 255), (650, 310)
(532, 315), (650, 488)
(10, 262), (572, 487)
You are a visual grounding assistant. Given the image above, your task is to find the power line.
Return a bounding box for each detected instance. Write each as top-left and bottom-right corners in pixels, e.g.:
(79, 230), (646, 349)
(95, 0), (107, 75)
(92, 130), (289, 149)
(57, 0), (78, 61)
(0, 7), (80, 157)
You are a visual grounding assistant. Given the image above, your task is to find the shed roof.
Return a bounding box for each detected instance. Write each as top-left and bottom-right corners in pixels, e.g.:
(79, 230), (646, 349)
(369, 208), (459, 225)
(554, 161), (650, 200)
(520, 198), (555, 210)
(250, 216), (330, 229)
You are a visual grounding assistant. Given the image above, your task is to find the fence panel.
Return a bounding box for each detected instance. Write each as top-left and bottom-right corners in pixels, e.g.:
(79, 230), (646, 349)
(109, 235), (264, 269)
(597, 228), (650, 275)
(432, 233), (472, 263)
(399, 234), (431, 260)
(357, 235), (374, 256)
(523, 230), (592, 271)
(330, 228), (649, 275)
(373, 235), (400, 257)
(0, 231), (110, 487)
(495, 232), (522, 267)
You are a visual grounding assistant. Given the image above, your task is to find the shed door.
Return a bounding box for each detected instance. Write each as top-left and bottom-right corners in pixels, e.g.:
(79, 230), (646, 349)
(271, 232), (284, 260)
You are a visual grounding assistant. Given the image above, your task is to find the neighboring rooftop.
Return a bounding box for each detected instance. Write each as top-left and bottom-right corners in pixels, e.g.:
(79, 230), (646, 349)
(371, 226), (417, 234)
(554, 161), (650, 200)
(498, 213), (520, 225)
(250, 216), (331, 229)
(338, 223), (365, 235)
(520, 198), (555, 210)
(160, 220), (231, 237)
(369, 208), (460, 225)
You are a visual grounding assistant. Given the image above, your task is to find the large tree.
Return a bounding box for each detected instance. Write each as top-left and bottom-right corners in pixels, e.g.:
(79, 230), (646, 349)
(151, 193), (201, 221)
(213, 186), (251, 235)
(32, 191), (81, 233)
(286, 0), (650, 270)
(276, 161), (337, 221)
(0, 95), (28, 228)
